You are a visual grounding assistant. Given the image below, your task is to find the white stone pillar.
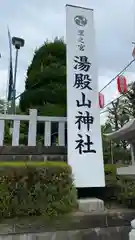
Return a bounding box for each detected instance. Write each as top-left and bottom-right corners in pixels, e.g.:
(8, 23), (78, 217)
(129, 219), (135, 240)
(130, 144), (135, 165)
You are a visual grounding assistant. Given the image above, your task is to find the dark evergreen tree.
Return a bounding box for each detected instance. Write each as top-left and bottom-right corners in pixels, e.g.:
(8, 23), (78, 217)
(20, 38), (66, 117)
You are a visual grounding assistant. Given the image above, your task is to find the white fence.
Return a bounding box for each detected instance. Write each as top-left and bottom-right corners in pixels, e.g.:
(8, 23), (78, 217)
(0, 109), (66, 146)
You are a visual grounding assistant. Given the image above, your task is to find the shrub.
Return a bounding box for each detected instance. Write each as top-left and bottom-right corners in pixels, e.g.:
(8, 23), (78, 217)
(99, 164), (121, 202)
(0, 162), (77, 219)
(118, 178), (135, 208)
(89, 164), (122, 202)
(104, 164), (135, 208)
(105, 164), (119, 186)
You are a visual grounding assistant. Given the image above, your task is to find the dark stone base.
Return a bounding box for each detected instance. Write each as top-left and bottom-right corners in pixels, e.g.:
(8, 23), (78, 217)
(7, 226), (128, 240)
(0, 146), (67, 155)
(0, 155), (67, 162)
(0, 146), (67, 162)
(0, 209), (133, 236)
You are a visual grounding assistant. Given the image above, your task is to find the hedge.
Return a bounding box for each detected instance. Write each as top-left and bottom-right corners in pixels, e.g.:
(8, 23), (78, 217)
(104, 164), (122, 202)
(0, 162), (77, 219)
(0, 162), (135, 220)
(78, 164), (135, 208)
(104, 164), (135, 208)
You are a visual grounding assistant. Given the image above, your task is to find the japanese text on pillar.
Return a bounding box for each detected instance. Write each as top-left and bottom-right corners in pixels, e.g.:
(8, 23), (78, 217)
(73, 27), (96, 155)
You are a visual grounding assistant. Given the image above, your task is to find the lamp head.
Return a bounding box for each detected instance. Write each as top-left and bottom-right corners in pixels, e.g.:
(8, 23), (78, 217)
(12, 37), (25, 49)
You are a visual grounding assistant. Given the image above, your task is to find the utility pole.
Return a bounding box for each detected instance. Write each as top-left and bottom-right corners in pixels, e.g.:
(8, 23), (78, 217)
(11, 47), (19, 115)
(11, 37), (25, 114)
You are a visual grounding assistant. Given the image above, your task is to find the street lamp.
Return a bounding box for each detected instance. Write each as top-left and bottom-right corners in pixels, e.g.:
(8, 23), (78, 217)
(11, 37), (25, 114)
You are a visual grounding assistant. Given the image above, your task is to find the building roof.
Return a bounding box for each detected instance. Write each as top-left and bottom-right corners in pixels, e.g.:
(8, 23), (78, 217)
(104, 119), (135, 142)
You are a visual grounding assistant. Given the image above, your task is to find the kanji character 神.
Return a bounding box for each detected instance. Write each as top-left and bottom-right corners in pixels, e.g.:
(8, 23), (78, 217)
(75, 111), (94, 131)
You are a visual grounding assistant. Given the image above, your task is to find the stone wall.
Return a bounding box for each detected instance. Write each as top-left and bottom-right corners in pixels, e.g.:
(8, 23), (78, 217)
(0, 146), (67, 161)
(0, 209), (134, 240)
(0, 227), (130, 240)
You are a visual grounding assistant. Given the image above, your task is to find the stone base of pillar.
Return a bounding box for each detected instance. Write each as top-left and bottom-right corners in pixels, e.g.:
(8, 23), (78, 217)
(78, 198), (104, 213)
(117, 166), (135, 179)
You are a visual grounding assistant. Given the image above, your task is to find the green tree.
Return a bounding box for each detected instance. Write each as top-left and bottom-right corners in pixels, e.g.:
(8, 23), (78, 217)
(101, 123), (113, 164)
(105, 93), (132, 163)
(20, 38), (66, 117)
(107, 98), (129, 131)
(125, 82), (135, 117)
(102, 119), (131, 164)
(19, 38), (67, 144)
(107, 97), (129, 147)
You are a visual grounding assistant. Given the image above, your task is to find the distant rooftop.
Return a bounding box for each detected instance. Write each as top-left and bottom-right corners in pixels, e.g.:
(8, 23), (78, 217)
(104, 119), (135, 142)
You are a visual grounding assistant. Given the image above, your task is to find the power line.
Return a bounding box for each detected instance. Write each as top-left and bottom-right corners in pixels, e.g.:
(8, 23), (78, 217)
(99, 58), (135, 92)
(15, 92), (22, 100)
(99, 59), (135, 114)
(100, 94), (123, 115)
(100, 109), (109, 115)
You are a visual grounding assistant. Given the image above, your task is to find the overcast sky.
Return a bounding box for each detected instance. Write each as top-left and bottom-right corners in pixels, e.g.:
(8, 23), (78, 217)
(1, 0), (135, 122)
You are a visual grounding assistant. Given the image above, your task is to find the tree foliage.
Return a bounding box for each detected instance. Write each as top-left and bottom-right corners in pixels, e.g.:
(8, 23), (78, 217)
(125, 82), (135, 117)
(107, 98), (129, 131)
(102, 82), (135, 164)
(20, 38), (66, 116)
(101, 123), (112, 164)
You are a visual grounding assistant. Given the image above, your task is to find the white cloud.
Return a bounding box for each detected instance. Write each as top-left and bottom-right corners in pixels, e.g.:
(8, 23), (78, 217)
(0, 0), (135, 123)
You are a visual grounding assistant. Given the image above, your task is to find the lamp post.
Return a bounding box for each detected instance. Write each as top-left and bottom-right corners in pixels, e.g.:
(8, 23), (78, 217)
(11, 37), (25, 114)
